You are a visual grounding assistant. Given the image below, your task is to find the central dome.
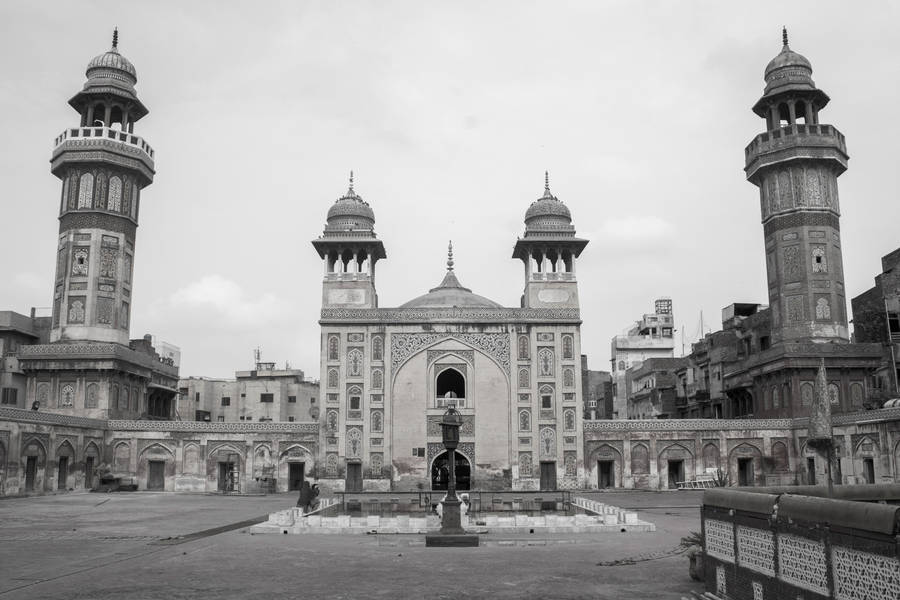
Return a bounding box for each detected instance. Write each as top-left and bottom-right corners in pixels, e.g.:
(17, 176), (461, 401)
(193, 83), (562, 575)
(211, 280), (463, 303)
(400, 243), (502, 309)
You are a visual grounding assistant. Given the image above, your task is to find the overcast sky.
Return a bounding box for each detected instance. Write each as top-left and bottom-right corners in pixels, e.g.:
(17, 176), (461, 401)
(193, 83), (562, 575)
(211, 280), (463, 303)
(2, 1), (899, 379)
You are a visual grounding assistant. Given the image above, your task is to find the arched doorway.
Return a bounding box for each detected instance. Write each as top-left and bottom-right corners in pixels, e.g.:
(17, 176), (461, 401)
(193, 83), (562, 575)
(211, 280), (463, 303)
(436, 368), (465, 399)
(431, 450), (471, 491)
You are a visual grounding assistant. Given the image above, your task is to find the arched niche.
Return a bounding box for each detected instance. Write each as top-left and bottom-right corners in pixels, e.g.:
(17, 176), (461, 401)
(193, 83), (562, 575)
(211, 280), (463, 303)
(657, 443), (695, 490)
(589, 444), (623, 489)
(138, 443), (176, 491)
(727, 443), (763, 487)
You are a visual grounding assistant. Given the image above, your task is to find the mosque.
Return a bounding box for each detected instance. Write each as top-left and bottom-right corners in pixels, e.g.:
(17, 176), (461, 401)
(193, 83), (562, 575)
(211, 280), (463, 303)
(1, 30), (899, 495)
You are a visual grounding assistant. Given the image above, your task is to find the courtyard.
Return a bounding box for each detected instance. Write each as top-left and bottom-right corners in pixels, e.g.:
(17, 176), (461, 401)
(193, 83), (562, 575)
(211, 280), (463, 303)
(0, 490), (703, 599)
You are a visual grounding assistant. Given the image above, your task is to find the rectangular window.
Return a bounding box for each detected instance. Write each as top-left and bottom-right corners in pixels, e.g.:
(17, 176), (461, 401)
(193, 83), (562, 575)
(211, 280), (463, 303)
(217, 416), (224, 422)
(349, 395), (361, 410)
(310, 397), (316, 404)
(221, 397), (231, 406)
(412, 447), (425, 457)
(563, 393), (575, 403)
(288, 395), (296, 403)
(541, 395), (552, 409)
(194, 392), (200, 403)
(288, 416), (295, 422)
(370, 394), (382, 403)
(245, 416), (252, 421)
(327, 393), (339, 403)
(1, 388), (17, 405)
(260, 393), (274, 403)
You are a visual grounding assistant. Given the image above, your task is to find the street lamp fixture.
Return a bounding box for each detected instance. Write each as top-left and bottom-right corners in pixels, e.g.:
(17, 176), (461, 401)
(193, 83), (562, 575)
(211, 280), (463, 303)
(425, 406), (478, 546)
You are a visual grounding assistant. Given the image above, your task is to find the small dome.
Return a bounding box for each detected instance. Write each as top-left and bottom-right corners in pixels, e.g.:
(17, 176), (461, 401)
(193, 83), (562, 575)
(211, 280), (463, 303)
(762, 29), (816, 95)
(525, 193), (572, 223)
(523, 172), (574, 233)
(326, 190), (375, 223)
(325, 172), (376, 230)
(87, 48), (137, 81)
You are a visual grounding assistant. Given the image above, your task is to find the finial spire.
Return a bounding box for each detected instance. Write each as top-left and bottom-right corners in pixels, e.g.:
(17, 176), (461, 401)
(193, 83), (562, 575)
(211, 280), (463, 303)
(349, 170), (354, 193)
(112, 27), (119, 50)
(447, 241), (454, 271)
(544, 170), (550, 193)
(782, 26), (788, 48)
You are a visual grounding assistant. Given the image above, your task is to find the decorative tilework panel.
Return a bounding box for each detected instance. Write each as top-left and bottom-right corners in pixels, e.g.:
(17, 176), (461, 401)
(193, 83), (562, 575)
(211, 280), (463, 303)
(832, 546), (900, 600)
(704, 519), (735, 563)
(752, 581), (763, 600)
(777, 534), (828, 595)
(737, 526), (775, 576)
(716, 566), (726, 596)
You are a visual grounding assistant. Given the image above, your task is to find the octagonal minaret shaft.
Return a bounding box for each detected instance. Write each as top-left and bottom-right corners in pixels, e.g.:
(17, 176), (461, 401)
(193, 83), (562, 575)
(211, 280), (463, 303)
(50, 30), (155, 344)
(745, 29), (849, 342)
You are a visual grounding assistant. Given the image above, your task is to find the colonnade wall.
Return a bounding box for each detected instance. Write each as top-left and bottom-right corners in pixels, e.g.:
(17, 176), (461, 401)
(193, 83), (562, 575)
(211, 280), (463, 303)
(2, 406), (898, 495)
(583, 407), (900, 490)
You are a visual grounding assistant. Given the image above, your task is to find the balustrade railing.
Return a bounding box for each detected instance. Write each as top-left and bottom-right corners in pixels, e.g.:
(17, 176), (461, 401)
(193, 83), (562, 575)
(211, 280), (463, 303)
(54, 126), (155, 159)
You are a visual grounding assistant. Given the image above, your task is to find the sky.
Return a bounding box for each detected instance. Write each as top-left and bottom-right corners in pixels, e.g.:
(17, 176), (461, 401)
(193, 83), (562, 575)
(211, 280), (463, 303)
(2, 1), (899, 379)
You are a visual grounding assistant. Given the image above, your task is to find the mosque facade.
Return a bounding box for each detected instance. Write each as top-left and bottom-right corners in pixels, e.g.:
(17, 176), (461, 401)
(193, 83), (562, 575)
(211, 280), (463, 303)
(312, 175), (589, 491)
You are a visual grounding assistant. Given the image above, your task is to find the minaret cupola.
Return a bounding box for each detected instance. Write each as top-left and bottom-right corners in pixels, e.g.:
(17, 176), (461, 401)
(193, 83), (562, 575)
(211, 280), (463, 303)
(513, 173), (587, 309)
(69, 29), (148, 131)
(313, 172), (386, 310)
(752, 27), (830, 129)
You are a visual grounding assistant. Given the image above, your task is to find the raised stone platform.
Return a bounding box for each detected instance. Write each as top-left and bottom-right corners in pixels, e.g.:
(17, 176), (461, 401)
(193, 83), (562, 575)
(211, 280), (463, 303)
(249, 499), (655, 536)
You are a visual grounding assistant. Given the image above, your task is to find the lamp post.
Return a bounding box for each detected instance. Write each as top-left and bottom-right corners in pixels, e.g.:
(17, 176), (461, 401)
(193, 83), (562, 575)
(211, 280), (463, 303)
(439, 407), (463, 534)
(426, 406), (478, 546)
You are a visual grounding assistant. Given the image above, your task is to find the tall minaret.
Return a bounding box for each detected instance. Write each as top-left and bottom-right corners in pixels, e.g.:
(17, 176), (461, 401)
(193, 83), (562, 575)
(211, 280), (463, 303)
(512, 172), (587, 309)
(50, 30), (154, 344)
(312, 172), (386, 309)
(745, 29), (849, 342)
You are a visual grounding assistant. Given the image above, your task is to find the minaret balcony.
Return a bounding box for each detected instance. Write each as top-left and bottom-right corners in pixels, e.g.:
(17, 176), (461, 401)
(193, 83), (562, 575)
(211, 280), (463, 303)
(745, 123), (847, 182)
(51, 126), (155, 182)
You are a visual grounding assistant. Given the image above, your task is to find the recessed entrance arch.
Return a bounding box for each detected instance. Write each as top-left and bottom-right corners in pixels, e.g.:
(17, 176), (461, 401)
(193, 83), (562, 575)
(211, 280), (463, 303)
(431, 450), (471, 491)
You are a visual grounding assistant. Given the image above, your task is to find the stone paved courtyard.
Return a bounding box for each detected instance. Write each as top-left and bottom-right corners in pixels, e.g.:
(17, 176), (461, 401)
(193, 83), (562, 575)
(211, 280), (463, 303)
(0, 491), (704, 599)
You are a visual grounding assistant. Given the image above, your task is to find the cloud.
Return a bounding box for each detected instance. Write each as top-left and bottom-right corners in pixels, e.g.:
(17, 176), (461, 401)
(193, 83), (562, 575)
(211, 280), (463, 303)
(167, 275), (289, 327)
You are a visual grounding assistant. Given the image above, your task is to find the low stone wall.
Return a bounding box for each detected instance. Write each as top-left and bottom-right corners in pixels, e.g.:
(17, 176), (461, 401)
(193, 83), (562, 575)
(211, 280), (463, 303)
(700, 487), (900, 600)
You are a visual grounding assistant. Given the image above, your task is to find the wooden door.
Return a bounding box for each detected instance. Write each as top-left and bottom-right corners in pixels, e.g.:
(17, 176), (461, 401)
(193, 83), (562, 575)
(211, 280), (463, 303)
(345, 463), (362, 492)
(57, 456), (68, 490)
(539, 461), (556, 491)
(668, 460), (684, 489)
(147, 460), (165, 490)
(863, 458), (875, 484)
(25, 456), (37, 491)
(289, 462), (305, 491)
(738, 458), (753, 487)
(598, 461), (614, 488)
